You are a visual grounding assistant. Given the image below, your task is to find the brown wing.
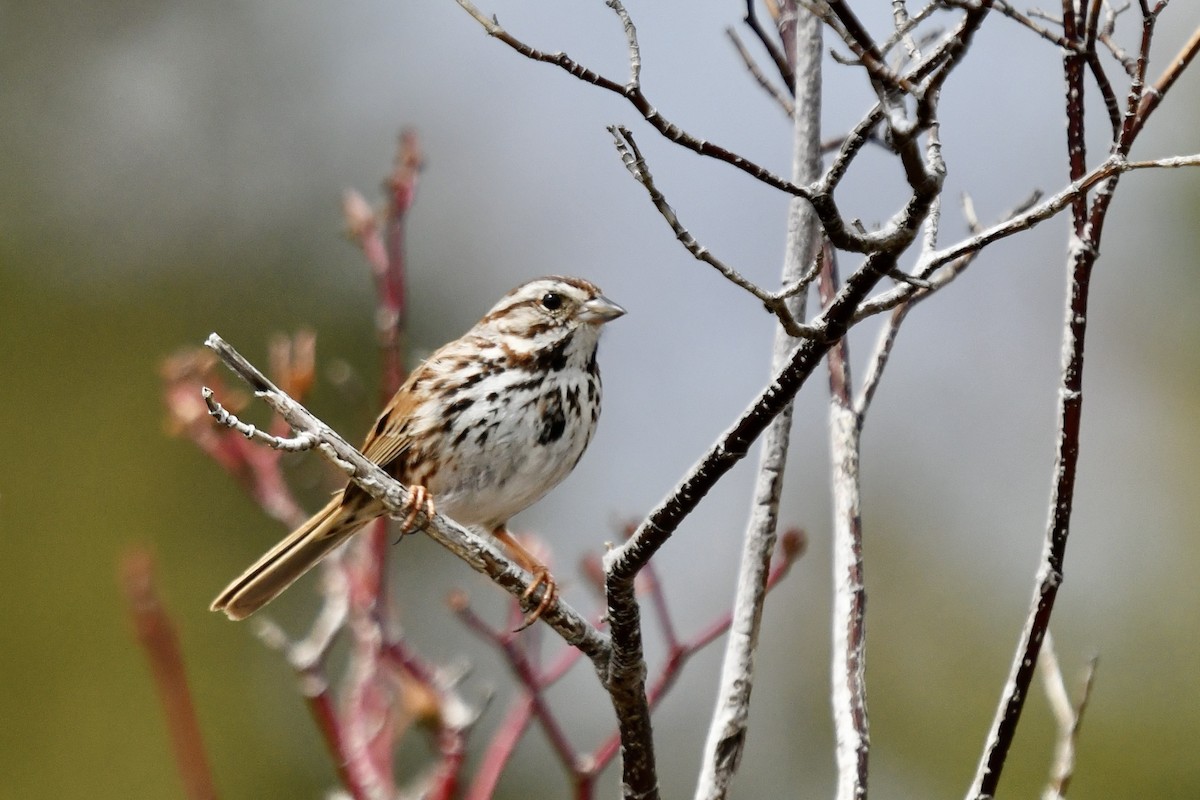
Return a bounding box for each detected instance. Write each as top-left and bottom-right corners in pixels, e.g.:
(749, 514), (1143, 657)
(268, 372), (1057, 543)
(358, 370), (424, 468)
(356, 336), (476, 468)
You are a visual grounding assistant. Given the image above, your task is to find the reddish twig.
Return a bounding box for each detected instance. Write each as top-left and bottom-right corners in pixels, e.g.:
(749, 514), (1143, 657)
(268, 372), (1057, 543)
(452, 592), (589, 791)
(162, 347), (309, 529)
(306, 689), (373, 800)
(346, 130), (423, 399)
(466, 695), (536, 800)
(120, 547), (219, 800)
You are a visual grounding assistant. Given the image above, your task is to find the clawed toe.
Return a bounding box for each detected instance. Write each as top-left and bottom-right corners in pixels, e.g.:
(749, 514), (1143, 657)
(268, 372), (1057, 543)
(514, 568), (557, 632)
(397, 485), (435, 540)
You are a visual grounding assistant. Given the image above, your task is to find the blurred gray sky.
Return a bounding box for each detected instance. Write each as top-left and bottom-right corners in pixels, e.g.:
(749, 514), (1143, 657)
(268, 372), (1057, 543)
(2, 2), (1199, 798)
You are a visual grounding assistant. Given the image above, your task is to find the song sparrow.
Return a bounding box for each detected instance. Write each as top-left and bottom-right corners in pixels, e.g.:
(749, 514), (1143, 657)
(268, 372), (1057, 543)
(211, 276), (625, 625)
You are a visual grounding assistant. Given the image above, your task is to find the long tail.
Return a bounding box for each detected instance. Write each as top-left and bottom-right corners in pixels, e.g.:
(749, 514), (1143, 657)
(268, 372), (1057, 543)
(211, 492), (376, 620)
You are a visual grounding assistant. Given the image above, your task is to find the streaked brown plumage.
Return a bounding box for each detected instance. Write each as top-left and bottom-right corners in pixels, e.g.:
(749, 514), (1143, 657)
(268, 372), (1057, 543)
(211, 276), (624, 624)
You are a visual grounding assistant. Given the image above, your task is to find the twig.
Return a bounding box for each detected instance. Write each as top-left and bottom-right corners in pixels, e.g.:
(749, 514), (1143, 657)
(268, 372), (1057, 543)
(120, 548), (219, 800)
(203, 333), (612, 668)
(203, 389), (320, 452)
(1039, 632), (1098, 800)
(966, 7), (1182, 795)
(454, 0), (807, 198)
(1128, 23), (1200, 140)
(856, 152), (1200, 320)
(727, 26), (795, 117)
(162, 347), (310, 529)
(608, 125), (814, 337)
(745, 0), (795, 92)
(695, 8), (822, 799)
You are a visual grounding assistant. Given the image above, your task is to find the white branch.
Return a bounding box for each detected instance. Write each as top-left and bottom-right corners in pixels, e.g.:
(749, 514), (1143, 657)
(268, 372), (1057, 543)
(694, 8), (822, 799)
(1039, 632), (1098, 800)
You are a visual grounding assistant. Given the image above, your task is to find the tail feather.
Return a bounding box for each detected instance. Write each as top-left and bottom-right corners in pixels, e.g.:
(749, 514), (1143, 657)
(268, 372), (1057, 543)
(211, 492), (375, 620)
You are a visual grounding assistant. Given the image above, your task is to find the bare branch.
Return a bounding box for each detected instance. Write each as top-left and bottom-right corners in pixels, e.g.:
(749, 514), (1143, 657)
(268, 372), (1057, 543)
(745, 0), (795, 92)
(696, 9), (822, 797)
(967, 11), (1174, 792)
(818, 247), (870, 800)
(1129, 23), (1200, 139)
(1039, 633), (1098, 800)
(608, 125), (814, 338)
(857, 153), (1200, 319)
(203, 388), (321, 452)
(454, 0), (806, 197)
(727, 26), (795, 117)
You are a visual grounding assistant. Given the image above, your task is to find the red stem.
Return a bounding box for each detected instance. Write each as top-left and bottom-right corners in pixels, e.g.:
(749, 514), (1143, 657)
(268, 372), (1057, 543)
(120, 549), (219, 800)
(305, 688), (372, 800)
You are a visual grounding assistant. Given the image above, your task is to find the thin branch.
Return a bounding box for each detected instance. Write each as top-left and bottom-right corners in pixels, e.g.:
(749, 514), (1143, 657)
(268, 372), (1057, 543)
(967, 9), (1176, 794)
(203, 389), (320, 452)
(120, 549), (218, 800)
(727, 26), (795, 117)
(608, 0), (641, 87)
(818, 0), (919, 97)
(745, 0), (795, 92)
(1129, 23), (1200, 139)
(1039, 632), (1098, 800)
(695, 8), (821, 799)
(608, 125), (814, 337)
(857, 152), (1200, 319)
(163, 347), (310, 529)
(203, 333), (612, 669)
(454, 0), (807, 198)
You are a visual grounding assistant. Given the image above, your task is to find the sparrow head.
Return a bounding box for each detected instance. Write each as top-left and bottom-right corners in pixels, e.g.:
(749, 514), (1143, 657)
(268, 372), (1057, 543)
(478, 276), (625, 341)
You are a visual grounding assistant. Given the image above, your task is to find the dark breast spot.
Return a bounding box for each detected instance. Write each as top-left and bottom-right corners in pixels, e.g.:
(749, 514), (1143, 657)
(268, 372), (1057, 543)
(534, 333), (574, 372)
(538, 390), (567, 444)
(439, 396), (476, 433)
(564, 384), (581, 415)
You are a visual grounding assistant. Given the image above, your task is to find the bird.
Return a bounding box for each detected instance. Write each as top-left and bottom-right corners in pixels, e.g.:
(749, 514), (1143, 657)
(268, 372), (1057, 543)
(211, 275), (625, 626)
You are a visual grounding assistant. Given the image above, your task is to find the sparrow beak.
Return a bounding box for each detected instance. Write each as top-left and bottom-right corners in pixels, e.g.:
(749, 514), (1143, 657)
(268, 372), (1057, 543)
(579, 294), (626, 324)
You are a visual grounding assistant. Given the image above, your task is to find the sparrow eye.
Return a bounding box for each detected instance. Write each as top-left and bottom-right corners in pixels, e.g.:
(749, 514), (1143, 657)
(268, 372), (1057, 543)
(540, 292), (564, 311)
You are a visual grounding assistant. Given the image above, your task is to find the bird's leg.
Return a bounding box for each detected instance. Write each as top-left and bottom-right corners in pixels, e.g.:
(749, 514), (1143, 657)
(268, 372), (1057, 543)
(394, 485), (435, 543)
(491, 527), (557, 630)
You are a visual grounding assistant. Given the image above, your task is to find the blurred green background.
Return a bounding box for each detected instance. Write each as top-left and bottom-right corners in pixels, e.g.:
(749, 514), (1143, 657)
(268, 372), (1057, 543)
(3, 2), (1199, 798)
